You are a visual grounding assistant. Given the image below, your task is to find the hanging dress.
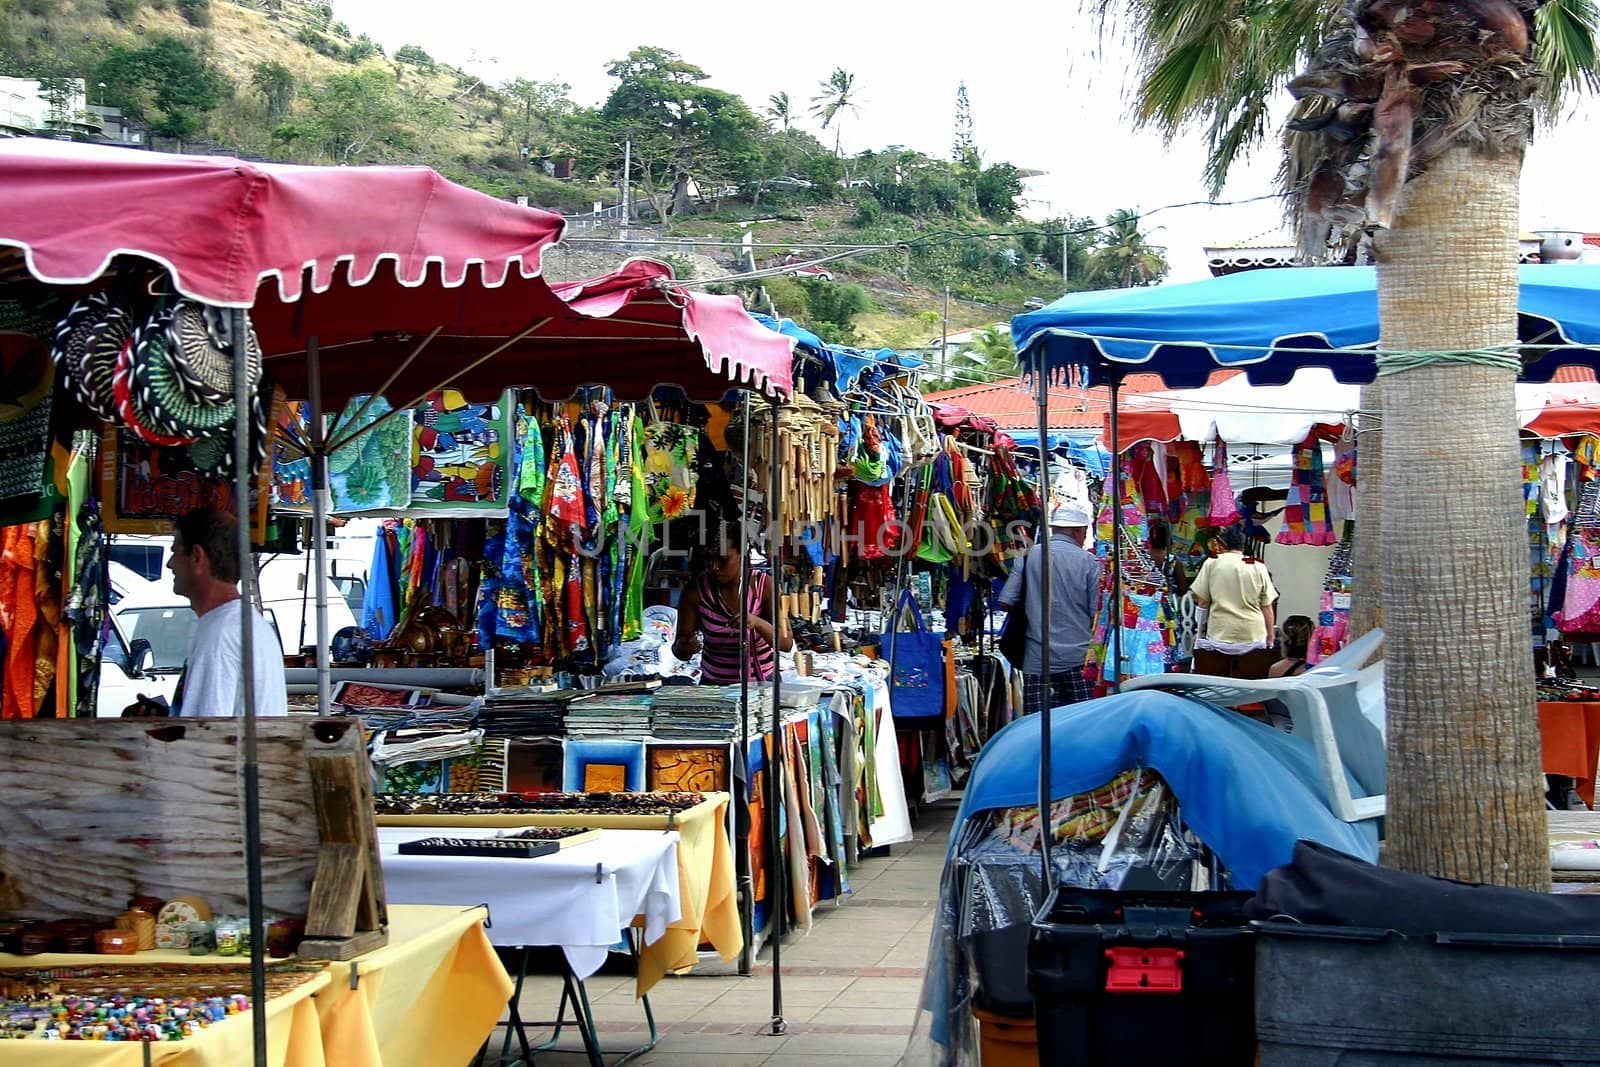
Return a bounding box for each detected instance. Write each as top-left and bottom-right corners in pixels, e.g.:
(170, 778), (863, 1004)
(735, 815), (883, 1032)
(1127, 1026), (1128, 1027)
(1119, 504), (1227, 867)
(1277, 433), (1338, 545)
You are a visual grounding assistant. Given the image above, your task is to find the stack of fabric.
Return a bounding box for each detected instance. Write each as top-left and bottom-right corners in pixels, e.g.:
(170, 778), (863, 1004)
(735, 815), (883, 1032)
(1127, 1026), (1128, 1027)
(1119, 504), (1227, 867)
(564, 692), (654, 738)
(652, 687), (741, 741)
(476, 691), (573, 739)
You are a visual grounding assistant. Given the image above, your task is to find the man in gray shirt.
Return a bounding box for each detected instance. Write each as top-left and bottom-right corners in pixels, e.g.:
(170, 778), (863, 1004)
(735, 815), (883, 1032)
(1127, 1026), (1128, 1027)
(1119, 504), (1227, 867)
(997, 497), (1103, 714)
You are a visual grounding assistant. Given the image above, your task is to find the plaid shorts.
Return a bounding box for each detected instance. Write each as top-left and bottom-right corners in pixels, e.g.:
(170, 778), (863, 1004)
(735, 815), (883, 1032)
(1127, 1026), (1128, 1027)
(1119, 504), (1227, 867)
(1023, 668), (1095, 716)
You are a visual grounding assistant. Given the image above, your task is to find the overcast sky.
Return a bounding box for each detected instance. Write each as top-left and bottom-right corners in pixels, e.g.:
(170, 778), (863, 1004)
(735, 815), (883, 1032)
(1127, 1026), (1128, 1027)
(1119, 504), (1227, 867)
(333, 0), (1598, 281)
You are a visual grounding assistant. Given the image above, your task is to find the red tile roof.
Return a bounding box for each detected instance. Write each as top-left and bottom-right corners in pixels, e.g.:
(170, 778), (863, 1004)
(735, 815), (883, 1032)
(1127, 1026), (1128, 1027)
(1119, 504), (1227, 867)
(925, 371), (1239, 430)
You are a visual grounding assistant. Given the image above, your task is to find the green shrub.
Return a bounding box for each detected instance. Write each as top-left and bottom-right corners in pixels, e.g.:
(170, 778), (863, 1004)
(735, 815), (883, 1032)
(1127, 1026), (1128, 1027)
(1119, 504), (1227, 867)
(176, 0), (210, 26)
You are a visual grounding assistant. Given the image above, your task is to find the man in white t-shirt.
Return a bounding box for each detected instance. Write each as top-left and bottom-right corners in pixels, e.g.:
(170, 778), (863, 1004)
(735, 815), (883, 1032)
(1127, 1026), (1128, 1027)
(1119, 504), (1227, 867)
(164, 508), (288, 717)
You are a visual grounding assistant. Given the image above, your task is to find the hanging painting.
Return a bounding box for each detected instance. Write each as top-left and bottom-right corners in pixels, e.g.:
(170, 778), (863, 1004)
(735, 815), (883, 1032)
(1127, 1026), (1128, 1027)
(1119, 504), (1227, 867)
(326, 395), (412, 513)
(408, 389), (513, 514)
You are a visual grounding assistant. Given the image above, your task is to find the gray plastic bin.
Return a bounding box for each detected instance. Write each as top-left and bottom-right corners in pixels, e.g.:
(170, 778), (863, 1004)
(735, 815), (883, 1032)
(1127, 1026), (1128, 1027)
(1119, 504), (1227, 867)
(1256, 921), (1600, 1065)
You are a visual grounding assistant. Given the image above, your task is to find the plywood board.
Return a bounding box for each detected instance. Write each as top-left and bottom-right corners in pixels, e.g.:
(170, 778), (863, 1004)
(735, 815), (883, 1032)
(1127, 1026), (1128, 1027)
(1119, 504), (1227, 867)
(0, 718), (367, 922)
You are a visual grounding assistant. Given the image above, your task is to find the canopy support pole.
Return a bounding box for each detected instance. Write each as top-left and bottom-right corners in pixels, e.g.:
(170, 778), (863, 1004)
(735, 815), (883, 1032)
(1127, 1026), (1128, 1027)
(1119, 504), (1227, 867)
(1109, 374), (1123, 690)
(737, 393), (754, 977)
(307, 336), (332, 715)
(766, 393), (787, 1037)
(232, 307), (268, 1067)
(325, 318), (552, 453)
(1034, 365), (1054, 894)
(329, 326), (444, 440)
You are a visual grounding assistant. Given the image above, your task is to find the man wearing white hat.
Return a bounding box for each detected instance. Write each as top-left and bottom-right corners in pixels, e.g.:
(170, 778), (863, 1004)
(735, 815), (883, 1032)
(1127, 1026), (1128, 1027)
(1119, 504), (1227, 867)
(997, 491), (1103, 715)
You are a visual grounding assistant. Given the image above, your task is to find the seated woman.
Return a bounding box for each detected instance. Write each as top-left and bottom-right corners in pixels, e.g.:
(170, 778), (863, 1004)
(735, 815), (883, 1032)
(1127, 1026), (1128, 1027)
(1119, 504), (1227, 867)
(1269, 615), (1315, 678)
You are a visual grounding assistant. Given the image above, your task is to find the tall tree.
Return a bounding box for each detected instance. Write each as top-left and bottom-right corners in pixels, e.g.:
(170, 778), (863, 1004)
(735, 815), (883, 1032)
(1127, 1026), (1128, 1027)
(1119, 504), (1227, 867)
(1106, 0), (1600, 888)
(1084, 208), (1169, 288)
(809, 67), (859, 161)
(953, 325), (1018, 383)
(250, 61), (296, 121)
(952, 80), (974, 160)
(766, 91), (792, 131)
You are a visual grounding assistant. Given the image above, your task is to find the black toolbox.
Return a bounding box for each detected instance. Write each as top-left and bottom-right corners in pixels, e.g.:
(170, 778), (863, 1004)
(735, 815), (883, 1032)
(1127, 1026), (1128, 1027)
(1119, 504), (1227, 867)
(1027, 886), (1256, 1065)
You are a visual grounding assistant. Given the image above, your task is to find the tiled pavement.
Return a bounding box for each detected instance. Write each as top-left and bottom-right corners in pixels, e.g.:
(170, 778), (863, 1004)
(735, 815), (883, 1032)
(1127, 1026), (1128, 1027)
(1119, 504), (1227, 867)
(485, 800), (957, 1065)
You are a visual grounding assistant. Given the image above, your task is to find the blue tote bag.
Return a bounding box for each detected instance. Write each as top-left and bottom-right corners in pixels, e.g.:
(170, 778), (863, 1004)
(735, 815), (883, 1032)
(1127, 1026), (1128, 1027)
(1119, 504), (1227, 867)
(877, 588), (947, 725)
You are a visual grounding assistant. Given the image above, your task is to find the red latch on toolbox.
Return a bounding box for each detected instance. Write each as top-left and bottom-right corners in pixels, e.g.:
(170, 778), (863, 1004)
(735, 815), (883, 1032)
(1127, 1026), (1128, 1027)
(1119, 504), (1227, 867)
(1103, 946), (1184, 993)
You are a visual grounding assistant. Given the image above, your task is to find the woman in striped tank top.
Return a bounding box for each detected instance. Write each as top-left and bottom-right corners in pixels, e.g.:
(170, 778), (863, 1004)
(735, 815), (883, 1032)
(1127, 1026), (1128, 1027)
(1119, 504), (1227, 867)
(672, 545), (792, 684)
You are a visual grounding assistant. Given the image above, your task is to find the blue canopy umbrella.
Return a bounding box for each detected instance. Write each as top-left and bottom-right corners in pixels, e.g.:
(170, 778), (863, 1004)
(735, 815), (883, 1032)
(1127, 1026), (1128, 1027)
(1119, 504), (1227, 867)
(1007, 264), (1600, 892)
(1012, 263), (1600, 387)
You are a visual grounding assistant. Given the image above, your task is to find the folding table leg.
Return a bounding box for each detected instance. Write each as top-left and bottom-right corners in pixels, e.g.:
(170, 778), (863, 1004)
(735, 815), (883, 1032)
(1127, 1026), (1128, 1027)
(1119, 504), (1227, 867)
(497, 947), (535, 1067)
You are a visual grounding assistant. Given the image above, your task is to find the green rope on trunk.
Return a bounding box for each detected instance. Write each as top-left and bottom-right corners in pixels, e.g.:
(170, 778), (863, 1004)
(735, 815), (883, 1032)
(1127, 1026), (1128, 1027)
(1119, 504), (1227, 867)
(1374, 347), (1523, 376)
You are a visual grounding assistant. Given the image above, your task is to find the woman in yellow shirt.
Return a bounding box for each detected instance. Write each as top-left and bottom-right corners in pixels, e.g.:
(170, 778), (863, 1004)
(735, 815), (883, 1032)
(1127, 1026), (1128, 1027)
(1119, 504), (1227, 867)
(1190, 525), (1278, 679)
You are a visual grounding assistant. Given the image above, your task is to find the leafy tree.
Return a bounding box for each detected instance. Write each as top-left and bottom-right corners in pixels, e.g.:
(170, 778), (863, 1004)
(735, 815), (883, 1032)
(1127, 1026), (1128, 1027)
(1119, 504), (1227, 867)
(1083, 209), (1167, 288)
(250, 60), (295, 121)
(1102, 0), (1600, 887)
(291, 66), (409, 161)
(809, 67), (859, 163)
(595, 46), (764, 219)
(394, 45), (435, 73)
(97, 35), (226, 139)
(974, 161), (1022, 220)
(500, 77), (575, 159)
(951, 325), (1018, 383)
(36, 76), (78, 123)
(795, 277), (871, 344)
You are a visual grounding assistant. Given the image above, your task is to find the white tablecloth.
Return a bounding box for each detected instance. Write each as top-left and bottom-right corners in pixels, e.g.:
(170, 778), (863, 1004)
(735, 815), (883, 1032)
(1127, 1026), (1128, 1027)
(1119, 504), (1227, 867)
(379, 827), (681, 979)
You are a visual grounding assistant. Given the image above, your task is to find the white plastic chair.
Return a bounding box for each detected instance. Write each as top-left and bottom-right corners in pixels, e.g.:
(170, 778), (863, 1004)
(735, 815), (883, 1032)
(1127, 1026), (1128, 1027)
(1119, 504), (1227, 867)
(1120, 667), (1387, 825)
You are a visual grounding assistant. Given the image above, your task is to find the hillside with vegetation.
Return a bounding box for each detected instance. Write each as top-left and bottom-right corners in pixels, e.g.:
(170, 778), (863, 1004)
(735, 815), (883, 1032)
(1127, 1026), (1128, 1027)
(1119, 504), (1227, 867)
(1, 0), (1170, 374)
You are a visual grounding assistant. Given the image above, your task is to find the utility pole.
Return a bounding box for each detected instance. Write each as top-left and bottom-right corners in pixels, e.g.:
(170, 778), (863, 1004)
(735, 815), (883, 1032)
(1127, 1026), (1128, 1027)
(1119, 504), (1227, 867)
(620, 138), (632, 246)
(1061, 223), (1069, 282)
(940, 284), (950, 384)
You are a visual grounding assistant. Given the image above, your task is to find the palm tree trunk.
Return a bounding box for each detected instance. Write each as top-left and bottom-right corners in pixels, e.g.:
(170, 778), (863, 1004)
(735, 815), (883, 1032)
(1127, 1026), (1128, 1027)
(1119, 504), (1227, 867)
(1375, 145), (1548, 890)
(1350, 380), (1383, 648)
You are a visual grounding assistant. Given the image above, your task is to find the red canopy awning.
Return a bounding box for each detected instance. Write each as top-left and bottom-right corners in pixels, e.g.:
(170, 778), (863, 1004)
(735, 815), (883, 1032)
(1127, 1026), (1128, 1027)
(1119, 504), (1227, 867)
(1524, 403), (1600, 440)
(0, 140), (792, 403)
(1103, 408), (1184, 451)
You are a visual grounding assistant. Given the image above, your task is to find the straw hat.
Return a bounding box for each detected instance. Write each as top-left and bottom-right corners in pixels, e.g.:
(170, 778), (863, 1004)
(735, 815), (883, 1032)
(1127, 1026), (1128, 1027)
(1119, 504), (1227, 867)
(52, 292), (130, 422)
(164, 299), (261, 405)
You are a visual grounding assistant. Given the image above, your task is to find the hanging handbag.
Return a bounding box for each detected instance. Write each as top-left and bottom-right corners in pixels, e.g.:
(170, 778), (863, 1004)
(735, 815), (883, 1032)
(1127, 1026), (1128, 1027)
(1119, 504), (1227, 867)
(875, 587), (948, 724)
(998, 553), (1029, 668)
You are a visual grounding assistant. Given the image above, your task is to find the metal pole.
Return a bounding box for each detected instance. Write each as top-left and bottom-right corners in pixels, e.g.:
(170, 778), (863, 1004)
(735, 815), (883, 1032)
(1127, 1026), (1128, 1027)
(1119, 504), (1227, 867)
(1109, 376), (1123, 690)
(621, 138), (632, 246)
(766, 394), (787, 1036)
(307, 337), (332, 714)
(231, 308), (268, 1067)
(1034, 363), (1054, 894)
(940, 285), (949, 384)
(737, 395), (754, 977)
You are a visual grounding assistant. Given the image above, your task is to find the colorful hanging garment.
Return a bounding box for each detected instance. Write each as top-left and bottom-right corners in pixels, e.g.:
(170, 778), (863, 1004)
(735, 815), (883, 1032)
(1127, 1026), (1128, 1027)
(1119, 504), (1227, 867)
(0, 521), (41, 718)
(1277, 433), (1338, 546)
(1207, 438), (1240, 526)
(1558, 436), (1600, 636)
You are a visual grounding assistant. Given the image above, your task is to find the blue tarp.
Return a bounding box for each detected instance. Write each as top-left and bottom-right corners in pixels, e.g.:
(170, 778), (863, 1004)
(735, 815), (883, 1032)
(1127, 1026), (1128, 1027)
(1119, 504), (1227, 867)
(753, 314), (922, 395)
(1012, 264), (1600, 388)
(1005, 430), (1111, 479)
(952, 688), (1378, 885)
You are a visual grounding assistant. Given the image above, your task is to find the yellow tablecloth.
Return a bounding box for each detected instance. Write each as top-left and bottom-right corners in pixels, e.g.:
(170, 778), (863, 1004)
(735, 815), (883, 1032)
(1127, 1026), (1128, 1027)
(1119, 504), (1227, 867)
(633, 793), (741, 995)
(0, 904), (509, 1067)
(375, 793), (743, 997)
(314, 905), (510, 1067)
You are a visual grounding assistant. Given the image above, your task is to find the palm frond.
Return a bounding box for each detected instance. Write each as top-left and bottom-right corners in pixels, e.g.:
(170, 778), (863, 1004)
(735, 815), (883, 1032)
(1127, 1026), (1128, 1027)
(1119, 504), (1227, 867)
(1535, 0), (1600, 114)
